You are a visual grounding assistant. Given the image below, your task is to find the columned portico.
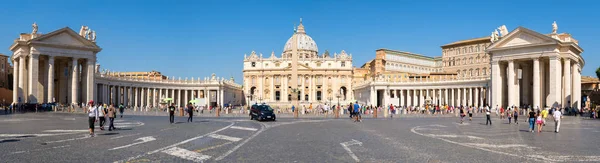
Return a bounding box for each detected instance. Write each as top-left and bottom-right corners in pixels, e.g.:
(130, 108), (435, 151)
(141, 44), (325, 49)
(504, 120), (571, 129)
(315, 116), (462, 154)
(487, 27), (584, 110)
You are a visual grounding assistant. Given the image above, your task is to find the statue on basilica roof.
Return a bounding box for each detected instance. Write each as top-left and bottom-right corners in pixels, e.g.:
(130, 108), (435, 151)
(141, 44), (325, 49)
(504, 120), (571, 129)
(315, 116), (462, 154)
(32, 22), (38, 35)
(552, 21), (558, 34)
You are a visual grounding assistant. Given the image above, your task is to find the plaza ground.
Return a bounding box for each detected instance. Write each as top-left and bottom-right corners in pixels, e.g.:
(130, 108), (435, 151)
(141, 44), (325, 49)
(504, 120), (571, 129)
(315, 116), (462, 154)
(1, 112), (599, 162)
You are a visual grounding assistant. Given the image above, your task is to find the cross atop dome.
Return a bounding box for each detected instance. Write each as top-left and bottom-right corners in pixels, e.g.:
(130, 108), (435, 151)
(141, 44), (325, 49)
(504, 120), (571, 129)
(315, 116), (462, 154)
(296, 18), (306, 34)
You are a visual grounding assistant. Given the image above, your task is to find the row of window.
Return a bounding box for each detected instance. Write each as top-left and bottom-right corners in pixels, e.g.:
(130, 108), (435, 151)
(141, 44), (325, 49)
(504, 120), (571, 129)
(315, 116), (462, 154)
(444, 55), (489, 67)
(250, 61), (346, 68)
(385, 63), (441, 73)
(443, 44), (490, 56)
(249, 76), (348, 86)
(456, 68), (489, 77)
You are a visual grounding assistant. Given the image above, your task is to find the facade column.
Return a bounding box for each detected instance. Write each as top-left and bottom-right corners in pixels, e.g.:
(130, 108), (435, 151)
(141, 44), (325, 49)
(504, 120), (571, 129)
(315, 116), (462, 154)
(400, 89), (404, 107)
(370, 86), (376, 106)
(406, 90), (412, 107)
(444, 89), (448, 106)
(220, 88), (225, 107)
(549, 56), (563, 108)
(184, 89), (189, 106)
(153, 88), (157, 107)
(491, 61), (502, 108)
(419, 89), (424, 107)
(480, 88), (485, 107)
(70, 58), (78, 105)
(563, 58), (571, 108)
(206, 89), (210, 107)
(450, 89), (455, 106)
(18, 56), (25, 103)
(159, 88), (163, 102)
(462, 88), (467, 107)
(12, 58), (19, 103)
(469, 87), (473, 107)
(457, 88), (461, 106)
(86, 60), (94, 103)
(474, 88), (479, 107)
(438, 89), (442, 106)
(572, 63), (581, 110)
(28, 54), (40, 103)
(141, 87), (146, 109)
(507, 60), (515, 107)
(47, 56), (54, 103)
(134, 87), (139, 110)
(533, 58), (541, 109)
(177, 89), (182, 107)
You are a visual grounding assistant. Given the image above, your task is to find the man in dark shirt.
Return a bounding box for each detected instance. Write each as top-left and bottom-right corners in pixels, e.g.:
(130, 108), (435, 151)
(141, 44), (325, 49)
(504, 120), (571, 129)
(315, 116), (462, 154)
(528, 109), (537, 132)
(169, 103), (176, 124)
(187, 103), (194, 122)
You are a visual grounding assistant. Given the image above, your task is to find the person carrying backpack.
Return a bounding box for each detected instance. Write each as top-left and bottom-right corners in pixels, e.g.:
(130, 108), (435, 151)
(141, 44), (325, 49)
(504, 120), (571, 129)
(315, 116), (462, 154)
(186, 103), (194, 122)
(118, 103), (125, 118)
(168, 103), (176, 124)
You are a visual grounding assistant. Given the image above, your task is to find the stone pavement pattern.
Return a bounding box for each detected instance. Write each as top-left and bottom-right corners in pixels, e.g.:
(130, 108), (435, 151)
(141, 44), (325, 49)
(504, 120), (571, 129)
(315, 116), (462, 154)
(1, 112), (599, 162)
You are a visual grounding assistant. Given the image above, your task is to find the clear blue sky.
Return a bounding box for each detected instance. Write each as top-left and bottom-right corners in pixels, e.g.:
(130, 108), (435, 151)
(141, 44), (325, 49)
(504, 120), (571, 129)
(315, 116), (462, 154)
(1, 0), (598, 83)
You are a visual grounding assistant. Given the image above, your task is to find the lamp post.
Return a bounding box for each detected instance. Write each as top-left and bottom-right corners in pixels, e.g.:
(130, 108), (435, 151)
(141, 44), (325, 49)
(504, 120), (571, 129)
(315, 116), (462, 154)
(246, 94), (251, 114)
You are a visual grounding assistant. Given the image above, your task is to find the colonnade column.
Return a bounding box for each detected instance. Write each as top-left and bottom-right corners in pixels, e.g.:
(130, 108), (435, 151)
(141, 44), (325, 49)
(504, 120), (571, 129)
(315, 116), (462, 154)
(491, 61), (502, 108)
(507, 60), (515, 107)
(12, 58), (19, 103)
(406, 90), (412, 107)
(468, 88), (473, 107)
(419, 89), (424, 107)
(400, 90), (404, 107)
(47, 56), (54, 103)
(134, 87), (139, 110)
(437, 89), (441, 106)
(18, 56), (25, 103)
(86, 60), (95, 104)
(549, 56), (563, 108)
(444, 89), (448, 106)
(474, 88), (479, 107)
(450, 89), (454, 106)
(412, 89), (417, 107)
(572, 63), (581, 110)
(533, 58), (540, 109)
(184, 89), (189, 106)
(71, 58), (78, 105)
(563, 58), (571, 108)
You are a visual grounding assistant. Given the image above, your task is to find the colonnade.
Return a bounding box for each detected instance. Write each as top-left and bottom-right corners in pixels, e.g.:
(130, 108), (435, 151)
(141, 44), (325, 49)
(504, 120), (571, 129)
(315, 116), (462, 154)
(95, 84), (228, 110)
(382, 87), (488, 108)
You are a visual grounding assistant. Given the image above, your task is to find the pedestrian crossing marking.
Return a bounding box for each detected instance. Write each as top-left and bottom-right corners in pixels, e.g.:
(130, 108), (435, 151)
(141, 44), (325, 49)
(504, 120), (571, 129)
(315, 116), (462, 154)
(208, 134), (242, 142)
(162, 147), (211, 162)
(230, 126), (258, 131)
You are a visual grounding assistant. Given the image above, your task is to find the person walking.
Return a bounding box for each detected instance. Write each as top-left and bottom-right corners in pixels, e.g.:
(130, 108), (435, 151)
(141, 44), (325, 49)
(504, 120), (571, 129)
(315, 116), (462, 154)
(507, 107), (513, 124)
(460, 107), (466, 124)
(187, 103), (194, 122)
(468, 106), (473, 121)
(486, 107), (492, 125)
(107, 104), (116, 131)
(353, 102), (361, 122)
(118, 103), (125, 118)
(168, 103), (176, 124)
(536, 110), (544, 132)
(98, 104), (106, 130)
(528, 109), (536, 132)
(87, 101), (99, 137)
(513, 107), (519, 124)
(390, 104), (395, 118)
(541, 108), (549, 126)
(553, 108), (563, 133)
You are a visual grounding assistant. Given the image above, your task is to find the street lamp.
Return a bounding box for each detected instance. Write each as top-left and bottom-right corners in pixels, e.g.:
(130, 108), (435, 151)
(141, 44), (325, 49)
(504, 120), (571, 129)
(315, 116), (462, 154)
(335, 93), (341, 108)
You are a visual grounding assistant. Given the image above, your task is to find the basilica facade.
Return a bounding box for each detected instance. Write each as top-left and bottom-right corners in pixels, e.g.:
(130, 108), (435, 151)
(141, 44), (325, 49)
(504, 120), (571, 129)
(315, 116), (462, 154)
(242, 21), (353, 107)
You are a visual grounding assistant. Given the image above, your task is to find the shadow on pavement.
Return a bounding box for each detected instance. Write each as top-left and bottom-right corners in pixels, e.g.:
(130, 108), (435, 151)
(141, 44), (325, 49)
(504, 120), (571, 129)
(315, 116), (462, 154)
(99, 133), (119, 136)
(0, 139), (20, 143)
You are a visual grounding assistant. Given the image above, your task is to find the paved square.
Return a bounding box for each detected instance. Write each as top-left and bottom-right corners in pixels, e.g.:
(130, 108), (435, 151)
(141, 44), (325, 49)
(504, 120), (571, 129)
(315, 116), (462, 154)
(1, 113), (599, 162)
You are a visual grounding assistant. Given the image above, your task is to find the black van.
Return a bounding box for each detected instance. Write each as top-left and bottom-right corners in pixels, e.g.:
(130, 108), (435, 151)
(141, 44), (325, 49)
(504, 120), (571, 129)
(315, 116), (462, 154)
(250, 104), (276, 121)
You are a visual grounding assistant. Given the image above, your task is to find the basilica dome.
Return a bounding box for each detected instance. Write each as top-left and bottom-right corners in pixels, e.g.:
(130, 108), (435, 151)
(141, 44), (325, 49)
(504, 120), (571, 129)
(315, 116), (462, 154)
(283, 22), (318, 53)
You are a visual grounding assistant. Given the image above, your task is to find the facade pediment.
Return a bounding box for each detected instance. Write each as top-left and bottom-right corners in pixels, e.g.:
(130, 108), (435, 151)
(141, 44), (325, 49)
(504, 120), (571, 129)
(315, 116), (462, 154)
(30, 27), (100, 51)
(487, 27), (558, 52)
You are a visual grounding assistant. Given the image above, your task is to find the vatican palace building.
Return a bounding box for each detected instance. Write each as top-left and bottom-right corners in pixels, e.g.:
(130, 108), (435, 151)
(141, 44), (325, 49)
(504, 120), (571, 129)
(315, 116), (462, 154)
(9, 20), (586, 111)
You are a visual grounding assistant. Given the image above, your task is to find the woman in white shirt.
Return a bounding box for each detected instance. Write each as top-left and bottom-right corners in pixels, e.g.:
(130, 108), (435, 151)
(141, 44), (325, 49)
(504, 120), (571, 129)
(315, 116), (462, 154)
(87, 101), (99, 136)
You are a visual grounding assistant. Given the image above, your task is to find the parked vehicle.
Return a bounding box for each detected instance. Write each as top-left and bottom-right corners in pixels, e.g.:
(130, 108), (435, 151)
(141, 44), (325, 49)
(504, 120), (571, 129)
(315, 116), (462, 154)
(250, 104), (276, 121)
